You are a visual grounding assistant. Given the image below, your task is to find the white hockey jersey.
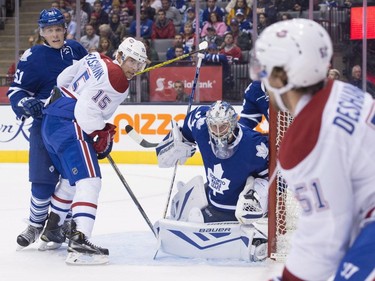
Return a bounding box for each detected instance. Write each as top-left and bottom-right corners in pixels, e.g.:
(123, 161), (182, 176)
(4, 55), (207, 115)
(56, 52), (129, 134)
(278, 79), (375, 280)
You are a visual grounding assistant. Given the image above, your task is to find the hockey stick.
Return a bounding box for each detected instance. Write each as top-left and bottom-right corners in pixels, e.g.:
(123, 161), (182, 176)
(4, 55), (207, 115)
(135, 41), (209, 76)
(161, 44), (206, 219)
(107, 154), (157, 237)
(125, 125), (158, 148)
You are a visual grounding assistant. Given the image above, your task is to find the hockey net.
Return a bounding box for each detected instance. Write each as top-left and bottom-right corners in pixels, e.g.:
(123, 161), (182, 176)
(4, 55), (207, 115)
(268, 107), (301, 261)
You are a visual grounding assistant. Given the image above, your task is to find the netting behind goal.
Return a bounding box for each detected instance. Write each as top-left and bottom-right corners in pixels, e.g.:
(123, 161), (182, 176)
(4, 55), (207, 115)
(268, 107), (301, 261)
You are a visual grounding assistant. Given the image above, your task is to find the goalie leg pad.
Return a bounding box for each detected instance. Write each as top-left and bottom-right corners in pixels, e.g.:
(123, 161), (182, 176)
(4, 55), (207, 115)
(154, 218), (268, 262)
(170, 175), (208, 222)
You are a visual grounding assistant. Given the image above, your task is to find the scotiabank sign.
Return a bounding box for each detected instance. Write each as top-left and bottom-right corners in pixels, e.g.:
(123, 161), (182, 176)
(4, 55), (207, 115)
(149, 66), (222, 102)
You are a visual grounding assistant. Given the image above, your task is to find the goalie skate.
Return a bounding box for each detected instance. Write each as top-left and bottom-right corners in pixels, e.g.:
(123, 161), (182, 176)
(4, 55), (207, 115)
(16, 225), (43, 250)
(66, 230), (109, 265)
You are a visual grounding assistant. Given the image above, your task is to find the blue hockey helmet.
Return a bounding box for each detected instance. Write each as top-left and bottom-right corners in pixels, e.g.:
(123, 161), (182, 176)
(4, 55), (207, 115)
(38, 8), (65, 29)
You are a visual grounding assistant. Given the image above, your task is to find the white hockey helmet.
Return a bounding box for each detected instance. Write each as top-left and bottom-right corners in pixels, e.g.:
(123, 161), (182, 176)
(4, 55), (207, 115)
(249, 19), (333, 111)
(206, 101), (239, 159)
(117, 37), (148, 72)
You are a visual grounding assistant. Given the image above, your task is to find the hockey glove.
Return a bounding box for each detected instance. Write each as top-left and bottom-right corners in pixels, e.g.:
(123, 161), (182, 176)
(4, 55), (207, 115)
(235, 176), (268, 225)
(18, 97), (44, 119)
(156, 122), (196, 168)
(89, 123), (117, 159)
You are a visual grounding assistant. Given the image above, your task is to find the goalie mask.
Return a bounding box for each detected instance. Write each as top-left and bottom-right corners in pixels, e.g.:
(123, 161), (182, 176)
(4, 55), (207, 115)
(249, 18), (333, 111)
(117, 37), (148, 73)
(206, 101), (239, 159)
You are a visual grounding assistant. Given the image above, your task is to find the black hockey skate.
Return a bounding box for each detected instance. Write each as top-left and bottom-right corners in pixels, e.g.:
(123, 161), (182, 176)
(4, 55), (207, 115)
(39, 212), (67, 251)
(17, 225), (43, 249)
(66, 226), (109, 265)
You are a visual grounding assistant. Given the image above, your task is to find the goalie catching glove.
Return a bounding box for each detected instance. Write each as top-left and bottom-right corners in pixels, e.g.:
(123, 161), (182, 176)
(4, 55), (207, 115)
(235, 176), (269, 225)
(156, 121), (196, 168)
(88, 123), (117, 159)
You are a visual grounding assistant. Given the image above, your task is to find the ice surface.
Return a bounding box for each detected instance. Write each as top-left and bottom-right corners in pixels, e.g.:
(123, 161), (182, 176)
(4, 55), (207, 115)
(0, 163), (283, 281)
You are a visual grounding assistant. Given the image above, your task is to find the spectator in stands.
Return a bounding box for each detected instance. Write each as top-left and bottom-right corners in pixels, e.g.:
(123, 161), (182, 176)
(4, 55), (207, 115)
(161, 0), (182, 26)
(129, 7), (153, 39)
(180, 7), (202, 34)
(201, 11), (227, 38)
(88, 12), (100, 34)
(202, 0), (225, 25)
(182, 0), (203, 27)
(227, 19), (251, 51)
(274, 0), (294, 15)
(202, 26), (223, 48)
(225, 0), (252, 26)
(101, 0), (113, 14)
(109, 13), (127, 42)
(280, 12), (293, 21)
(174, 80), (190, 102)
(6, 49), (25, 85)
(97, 36), (115, 58)
(181, 21), (197, 52)
(166, 34), (190, 60)
(109, 1), (130, 27)
(142, 38), (159, 63)
(203, 43), (233, 93)
(93, 0), (109, 26)
(98, 23), (120, 49)
(59, 0), (71, 13)
(69, 1), (89, 35)
(256, 0), (277, 24)
(150, 0), (162, 12)
(63, 12), (77, 40)
(328, 68), (341, 80)
(141, 0), (156, 21)
(80, 0), (92, 21)
(257, 13), (268, 35)
(171, 43), (192, 65)
(80, 24), (100, 51)
(120, 0), (135, 16)
(349, 65), (375, 98)
(151, 9), (176, 39)
(234, 8), (252, 34)
(51, 1), (60, 10)
(219, 32), (242, 64)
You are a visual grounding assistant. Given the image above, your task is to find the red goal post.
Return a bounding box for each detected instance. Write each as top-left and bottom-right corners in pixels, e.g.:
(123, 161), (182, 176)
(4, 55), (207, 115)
(267, 106), (300, 260)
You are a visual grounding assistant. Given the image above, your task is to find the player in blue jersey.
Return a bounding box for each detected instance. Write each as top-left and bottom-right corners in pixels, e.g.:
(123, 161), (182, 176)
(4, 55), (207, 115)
(239, 80), (269, 129)
(154, 100), (269, 261)
(6, 8), (87, 249)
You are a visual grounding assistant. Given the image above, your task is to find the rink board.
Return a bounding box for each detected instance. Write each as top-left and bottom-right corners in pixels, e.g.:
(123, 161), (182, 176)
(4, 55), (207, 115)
(0, 104), (268, 163)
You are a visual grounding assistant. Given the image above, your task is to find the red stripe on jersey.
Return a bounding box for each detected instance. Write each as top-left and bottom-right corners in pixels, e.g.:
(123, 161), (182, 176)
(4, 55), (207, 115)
(101, 54), (129, 93)
(61, 87), (78, 100)
(279, 80), (333, 170)
(73, 122), (97, 178)
(52, 194), (72, 204)
(71, 202), (97, 209)
(281, 266), (305, 281)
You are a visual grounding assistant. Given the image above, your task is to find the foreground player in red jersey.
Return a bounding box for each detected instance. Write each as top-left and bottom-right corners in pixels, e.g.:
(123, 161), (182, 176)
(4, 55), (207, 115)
(250, 18), (375, 280)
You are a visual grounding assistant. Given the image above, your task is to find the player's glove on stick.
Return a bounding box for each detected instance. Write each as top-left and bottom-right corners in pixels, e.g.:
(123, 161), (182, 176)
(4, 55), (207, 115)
(89, 123), (117, 159)
(18, 97), (44, 119)
(156, 123), (196, 168)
